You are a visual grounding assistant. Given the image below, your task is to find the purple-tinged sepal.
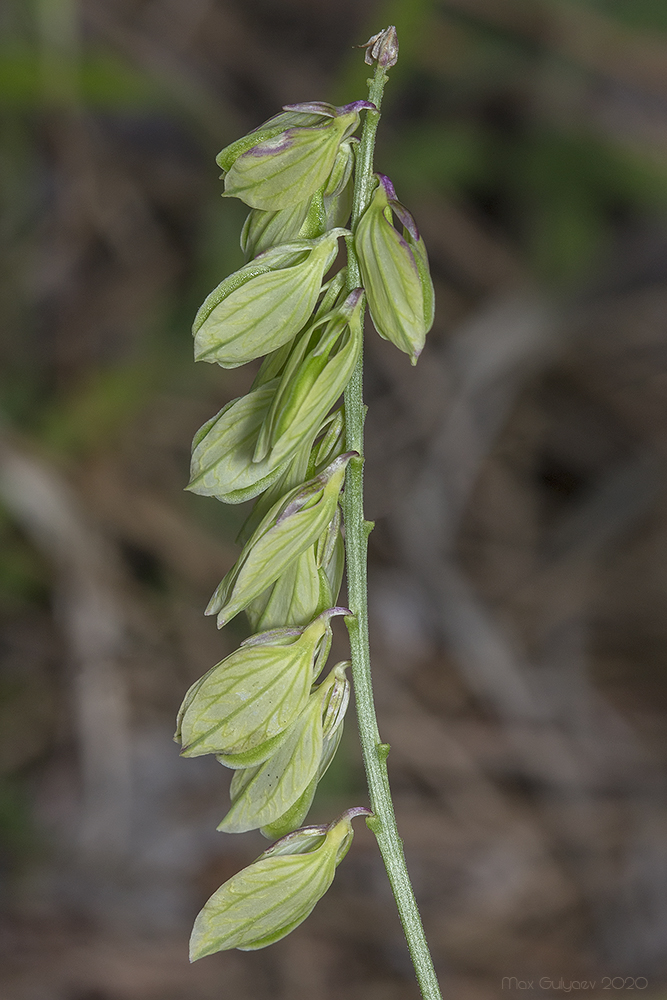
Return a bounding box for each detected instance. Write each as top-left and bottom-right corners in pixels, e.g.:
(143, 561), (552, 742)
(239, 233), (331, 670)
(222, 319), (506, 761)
(219, 104), (373, 211)
(205, 457), (355, 628)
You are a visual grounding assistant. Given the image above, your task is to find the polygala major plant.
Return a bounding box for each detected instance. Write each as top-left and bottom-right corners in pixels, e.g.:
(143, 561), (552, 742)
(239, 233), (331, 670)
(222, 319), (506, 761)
(178, 27), (442, 999)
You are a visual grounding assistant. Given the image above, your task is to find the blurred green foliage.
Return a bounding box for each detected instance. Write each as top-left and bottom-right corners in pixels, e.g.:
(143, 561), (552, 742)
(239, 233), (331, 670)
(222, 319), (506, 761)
(575, 0), (667, 33)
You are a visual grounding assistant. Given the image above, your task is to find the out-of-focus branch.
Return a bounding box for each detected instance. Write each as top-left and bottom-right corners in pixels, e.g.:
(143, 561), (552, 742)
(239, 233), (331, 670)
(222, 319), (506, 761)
(0, 431), (132, 861)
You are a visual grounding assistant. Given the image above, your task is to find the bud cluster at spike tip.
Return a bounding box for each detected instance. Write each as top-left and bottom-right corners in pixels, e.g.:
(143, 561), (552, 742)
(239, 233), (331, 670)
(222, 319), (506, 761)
(361, 25), (399, 68)
(178, 25), (436, 962)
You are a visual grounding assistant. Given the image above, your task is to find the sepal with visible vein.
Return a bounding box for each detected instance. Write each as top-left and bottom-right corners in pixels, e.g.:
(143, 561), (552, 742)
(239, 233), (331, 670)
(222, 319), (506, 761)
(186, 379), (287, 505)
(219, 101), (373, 211)
(240, 141), (355, 260)
(189, 808), (371, 958)
(193, 231), (347, 368)
(218, 662), (350, 835)
(206, 453), (353, 629)
(252, 288), (364, 469)
(176, 609), (348, 762)
(354, 173), (434, 364)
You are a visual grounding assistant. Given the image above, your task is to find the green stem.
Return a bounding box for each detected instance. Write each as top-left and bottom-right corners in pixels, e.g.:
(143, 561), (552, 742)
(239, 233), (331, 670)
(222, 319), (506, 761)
(343, 60), (443, 1000)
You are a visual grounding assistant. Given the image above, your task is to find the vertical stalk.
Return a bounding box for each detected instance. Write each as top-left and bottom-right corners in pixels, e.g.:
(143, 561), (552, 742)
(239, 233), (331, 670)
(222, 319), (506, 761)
(343, 60), (444, 1000)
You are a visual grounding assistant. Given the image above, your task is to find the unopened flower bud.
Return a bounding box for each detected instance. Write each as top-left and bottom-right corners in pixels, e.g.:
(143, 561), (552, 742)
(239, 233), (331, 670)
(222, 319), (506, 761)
(354, 174), (434, 364)
(219, 102), (374, 211)
(361, 25), (399, 69)
(193, 230), (347, 368)
(189, 807), (371, 957)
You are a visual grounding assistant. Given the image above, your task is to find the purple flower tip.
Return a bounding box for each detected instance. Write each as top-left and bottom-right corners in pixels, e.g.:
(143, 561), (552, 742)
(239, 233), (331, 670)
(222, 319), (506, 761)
(344, 287), (364, 309)
(376, 173), (397, 201)
(391, 201), (420, 242)
(328, 806), (373, 831)
(339, 100), (376, 115)
(376, 174), (420, 240)
(323, 606), (353, 620)
(282, 101), (337, 118)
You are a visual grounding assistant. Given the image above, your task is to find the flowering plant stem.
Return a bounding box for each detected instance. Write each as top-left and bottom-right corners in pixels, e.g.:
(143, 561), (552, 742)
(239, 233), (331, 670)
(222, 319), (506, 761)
(343, 63), (444, 1000)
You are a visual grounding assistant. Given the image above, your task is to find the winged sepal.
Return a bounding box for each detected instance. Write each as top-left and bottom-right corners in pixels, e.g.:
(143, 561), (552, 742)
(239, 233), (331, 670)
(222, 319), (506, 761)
(189, 807), (371, 958)
(252, 288), (364, 468)
(219, 101), (374, 211)
(218, 662), (350, 835)
(187, 379), (288, 504)
(245, 500), (344, 633)
(193, 230), (348, 369)
(354, 173), (435, 364)
(206, 453), (354, 629)
(244, 544), (325, 633)
(176, 609), (348, 761)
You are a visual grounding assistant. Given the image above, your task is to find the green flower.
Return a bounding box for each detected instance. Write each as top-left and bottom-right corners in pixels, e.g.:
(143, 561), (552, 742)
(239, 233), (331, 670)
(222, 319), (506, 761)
(193, 230), (347, 368)
(218, 661), (350, 835)
(189, 807), (371, 958)
(354, 173), (434, 364)
(240, 199), (313, 261)
(186, 378), (286, 505)
(253, 288), (364, 468)
(206, 453), (353, 629)
(176, 608), (348, 762)
(244, 510), (343, 633)
(218, 101), (373, 210)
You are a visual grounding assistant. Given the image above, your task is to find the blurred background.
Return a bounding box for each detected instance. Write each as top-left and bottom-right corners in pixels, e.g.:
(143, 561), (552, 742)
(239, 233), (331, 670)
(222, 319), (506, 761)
(2, 1), (667, 998)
